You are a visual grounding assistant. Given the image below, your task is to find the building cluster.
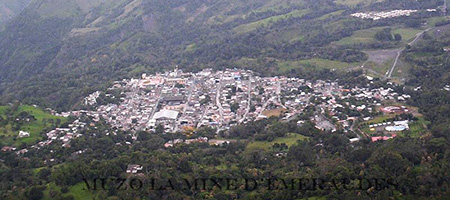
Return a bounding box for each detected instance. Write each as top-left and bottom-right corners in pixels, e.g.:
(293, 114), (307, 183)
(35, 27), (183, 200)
(163, 137), (232, 148)
(351, 10), (418, 20)
(33, 119), (87, 149)
(66, 69), (412, 141)
(2, 68), (421, 157)
(126, 164), (143, 174)
(369, 120), (410, 131)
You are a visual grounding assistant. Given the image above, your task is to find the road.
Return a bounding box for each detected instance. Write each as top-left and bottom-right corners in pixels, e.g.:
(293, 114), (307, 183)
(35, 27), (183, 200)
(216, 74), (224, 123)
(196, 107), (209, 128)
(258, 96), (276, 117)
(175, 76), (196, 132)
(444, 0), (447, 16)
(276, 80), (287, 109)
(150, 86), (162, 119)
(349, 120), (367, 140)
(240, 76), (252, 123)
(386, 28), (431, 78)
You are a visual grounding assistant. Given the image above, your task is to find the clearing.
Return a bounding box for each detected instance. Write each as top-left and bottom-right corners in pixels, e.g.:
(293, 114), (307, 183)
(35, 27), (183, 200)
(245, 133), (308, 153)
(0, 105), (67, 146)
(279, 58), (360, 72)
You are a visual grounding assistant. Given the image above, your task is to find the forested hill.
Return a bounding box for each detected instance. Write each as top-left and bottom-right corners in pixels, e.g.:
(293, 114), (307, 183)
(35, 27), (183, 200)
(0, 0), (446, 110)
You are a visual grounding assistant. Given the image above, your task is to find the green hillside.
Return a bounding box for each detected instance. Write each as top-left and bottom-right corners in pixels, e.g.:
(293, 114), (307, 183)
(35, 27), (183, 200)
(0, 0), (446, 111)
(0, 104), (67, 147)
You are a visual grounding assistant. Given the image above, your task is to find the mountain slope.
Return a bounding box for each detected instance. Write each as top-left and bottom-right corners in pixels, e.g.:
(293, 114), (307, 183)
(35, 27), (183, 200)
(0, 0), (446, 110)
(0, 0), (31, 27)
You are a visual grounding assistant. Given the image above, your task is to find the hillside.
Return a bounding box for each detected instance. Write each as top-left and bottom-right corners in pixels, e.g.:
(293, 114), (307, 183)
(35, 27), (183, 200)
(0, 0), (447, 110)
(0, 104), (67, 147)
(0, 0), (30, 27)
(0, 1), (450, 200)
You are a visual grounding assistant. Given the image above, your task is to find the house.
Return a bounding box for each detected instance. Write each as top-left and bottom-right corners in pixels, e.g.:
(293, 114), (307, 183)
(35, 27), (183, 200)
(349, 138), (360, 143)
(16, 149), (28, 155)
(126, 164), (143, 174)
(385, 120), (409, 132)
(18, 131), (30, 138)
(1, 146), (16, 152)
(380, 106), (405, 114)
(209, 140), (231, 146)
(152, 110), (179, 121)
(371, 134), (397, 142)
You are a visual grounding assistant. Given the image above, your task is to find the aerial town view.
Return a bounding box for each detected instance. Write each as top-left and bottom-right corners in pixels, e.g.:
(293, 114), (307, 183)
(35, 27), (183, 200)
(4, 68), (424, 155)
(1, 0), (449, 199)
(49, 68), (417, 146)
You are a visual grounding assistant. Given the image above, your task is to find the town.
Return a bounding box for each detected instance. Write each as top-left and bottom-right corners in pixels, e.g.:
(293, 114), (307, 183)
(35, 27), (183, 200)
(351, 10), (419, 20)
(75, 68), (415, 143)
(3, 68), (425, 156)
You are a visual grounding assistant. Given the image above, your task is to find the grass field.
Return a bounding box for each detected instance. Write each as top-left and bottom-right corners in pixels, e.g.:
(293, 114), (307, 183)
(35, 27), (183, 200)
(245, 133), (308, 153)
(365, 59), (393, 76)
(335, 0), (384, 6)
(234, 9), (309, 33)
(359, 111), (429, 138)
(43, 182), (94, 200)
(391, 28), (424, 43)
(365, 114), (396, 125)
(317, 10), (344, 20)
(0, 106), (8, 115)
(427, 16), (449, 27)
(68, 182), (94, 200)
(405, 117), (430, 138)
(279, 58), (360, 72)
(335, 26), (423, 46)
(262, 108), (287, 117)
(0, 105), (67, 146)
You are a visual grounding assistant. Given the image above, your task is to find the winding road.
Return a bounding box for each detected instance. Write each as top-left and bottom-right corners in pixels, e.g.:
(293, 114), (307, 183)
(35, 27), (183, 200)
(386, 28), (431, 78)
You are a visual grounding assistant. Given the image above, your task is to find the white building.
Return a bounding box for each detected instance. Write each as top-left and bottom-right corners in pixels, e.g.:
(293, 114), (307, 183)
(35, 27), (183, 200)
(18, 131), (30, 138)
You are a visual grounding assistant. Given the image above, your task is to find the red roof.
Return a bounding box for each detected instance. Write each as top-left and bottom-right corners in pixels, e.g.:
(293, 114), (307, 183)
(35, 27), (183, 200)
(371, 134), (397, 142)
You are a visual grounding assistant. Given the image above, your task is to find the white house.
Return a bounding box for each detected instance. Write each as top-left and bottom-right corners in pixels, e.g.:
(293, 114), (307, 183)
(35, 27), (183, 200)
(18, 131), (30, 138)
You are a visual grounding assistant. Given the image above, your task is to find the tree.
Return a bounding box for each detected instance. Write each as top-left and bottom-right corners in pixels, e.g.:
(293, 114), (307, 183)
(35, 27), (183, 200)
(394, 34), (402, 41)
(375, 28), (394, 41)
(230, 102), (240, 113)
(155, 124), (164, 134)
(26, 186), (45, 200)
(38, 168), (51, 180)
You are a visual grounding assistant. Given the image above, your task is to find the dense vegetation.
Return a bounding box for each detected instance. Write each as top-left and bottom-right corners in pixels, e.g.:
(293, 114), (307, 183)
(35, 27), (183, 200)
(0, 100), (449, 199)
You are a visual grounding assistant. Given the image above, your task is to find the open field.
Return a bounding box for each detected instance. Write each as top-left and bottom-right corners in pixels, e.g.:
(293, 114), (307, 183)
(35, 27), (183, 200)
(406, 117), (430, 138)
(392, 28), (425, 43)
(391, 59), (410, 78)
(43, 182), (93, 200)
(279, 58), (360, 72)
(335, 0), (384, 6)
(363, 58), (394, 76)
(0, 106), (8, 118)
(245, 133), (308, 153)
(262, 108), (287, 117)
(317, 10), (345, 20)
(427, 16), (449, 27)
(335, 26), (423, 46)
(234, 9), (310, 33)
(0, 105), (67, 146)
(359, 104), (429, 138)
